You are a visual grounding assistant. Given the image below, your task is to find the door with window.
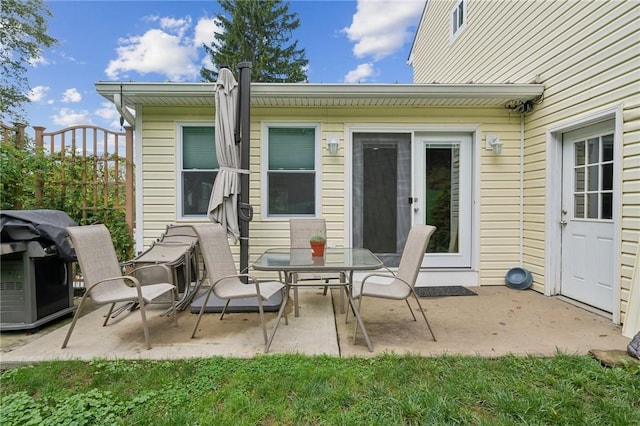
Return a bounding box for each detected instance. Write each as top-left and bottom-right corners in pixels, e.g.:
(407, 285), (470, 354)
(352, 132), (473, 268)
(561, 122), (615, 312)
(414, 134), (472, 268)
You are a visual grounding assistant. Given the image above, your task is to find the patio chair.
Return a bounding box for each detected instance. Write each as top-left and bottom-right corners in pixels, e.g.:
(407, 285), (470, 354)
(352, 224), (437, 343)
(190, 223), (285, 349)
(108, 224), (201, 319)
(135, 224), (203, 311)
(289, 219), (344, 316)
(62, 224), (178, 350)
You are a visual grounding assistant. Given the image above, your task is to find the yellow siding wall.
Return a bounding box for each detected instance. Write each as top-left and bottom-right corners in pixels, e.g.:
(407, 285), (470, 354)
(413, 0), (640, 319)
(139, 106), (213, 245)
(139, 104), (524, 284)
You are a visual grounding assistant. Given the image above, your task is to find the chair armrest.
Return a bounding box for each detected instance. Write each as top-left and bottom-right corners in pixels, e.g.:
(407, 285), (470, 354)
(85, 275), (143, 294)
(210, 273), (282, 300)
(356, 271), (413, 294)
(129, 263), (174, 286)
(211, 273), (258, 284)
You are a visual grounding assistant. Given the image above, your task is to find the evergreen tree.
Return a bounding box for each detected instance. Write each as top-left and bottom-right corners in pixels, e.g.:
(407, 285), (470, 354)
(201, 0), (308, 83)
(1, 0), (57, 123)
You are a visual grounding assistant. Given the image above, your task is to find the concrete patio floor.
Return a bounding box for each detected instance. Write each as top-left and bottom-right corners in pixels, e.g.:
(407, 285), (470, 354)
(0, 286), (631, 368)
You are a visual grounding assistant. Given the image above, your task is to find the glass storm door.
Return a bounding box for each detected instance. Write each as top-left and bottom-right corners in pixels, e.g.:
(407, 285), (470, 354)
(414, 134), (472, 268)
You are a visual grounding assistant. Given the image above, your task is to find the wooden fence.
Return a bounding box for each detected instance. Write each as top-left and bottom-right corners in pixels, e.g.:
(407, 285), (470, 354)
(1, 123), (135, 234)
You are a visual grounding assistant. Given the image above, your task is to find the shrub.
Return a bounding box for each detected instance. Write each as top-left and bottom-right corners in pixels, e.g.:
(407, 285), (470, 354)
(0, 137), (133, 260)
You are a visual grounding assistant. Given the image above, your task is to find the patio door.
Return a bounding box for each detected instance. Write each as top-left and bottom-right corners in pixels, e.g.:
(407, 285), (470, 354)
(352, 131), (472, 268)
(560, 122), (615, 312)
(352, 132), (411, 266)
(413, 134), (472, 268)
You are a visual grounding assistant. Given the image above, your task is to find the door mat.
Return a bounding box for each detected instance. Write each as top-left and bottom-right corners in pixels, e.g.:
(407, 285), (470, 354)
(415, 286), (477, 297)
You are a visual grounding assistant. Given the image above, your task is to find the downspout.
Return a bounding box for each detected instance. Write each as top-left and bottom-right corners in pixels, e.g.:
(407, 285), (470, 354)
(113, 92), (136, 129)
(114, 88), (140, 253)
(519, 113), (524, 266)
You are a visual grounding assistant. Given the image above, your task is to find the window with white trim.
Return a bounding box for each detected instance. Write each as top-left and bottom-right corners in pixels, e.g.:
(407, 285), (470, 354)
(451, 0), (466, 39)
(264, 124), (319, 217)
(178, 124), (218, 218)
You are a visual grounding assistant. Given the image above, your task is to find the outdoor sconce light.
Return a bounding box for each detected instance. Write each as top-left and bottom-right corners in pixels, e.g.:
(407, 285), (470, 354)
(486, 134), (503, 155)
(326, 134), (340, 155)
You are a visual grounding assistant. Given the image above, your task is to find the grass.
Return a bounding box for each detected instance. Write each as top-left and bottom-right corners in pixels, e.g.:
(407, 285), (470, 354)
(1, 353), (638, 425)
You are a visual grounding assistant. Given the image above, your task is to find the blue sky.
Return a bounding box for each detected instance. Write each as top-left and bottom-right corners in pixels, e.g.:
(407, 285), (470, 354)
(23, 0), (425, 136)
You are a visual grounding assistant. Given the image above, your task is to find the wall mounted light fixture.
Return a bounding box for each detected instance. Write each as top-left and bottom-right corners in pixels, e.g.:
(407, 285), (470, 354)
(326, 133), (340, 155)
(486, 134), (503, 155)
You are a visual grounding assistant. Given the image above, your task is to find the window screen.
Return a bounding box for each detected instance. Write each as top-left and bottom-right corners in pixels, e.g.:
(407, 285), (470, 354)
(181, 126), (218, 216)
(267, 127), (316, 216)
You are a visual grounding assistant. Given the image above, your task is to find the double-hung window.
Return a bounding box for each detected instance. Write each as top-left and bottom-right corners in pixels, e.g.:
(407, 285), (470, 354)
(178, 124), (218, 218)
(264, 124), (319, 217)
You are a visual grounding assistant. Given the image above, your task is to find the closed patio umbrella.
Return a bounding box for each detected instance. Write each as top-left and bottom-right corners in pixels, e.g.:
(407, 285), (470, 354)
(207, 67), (242, 243)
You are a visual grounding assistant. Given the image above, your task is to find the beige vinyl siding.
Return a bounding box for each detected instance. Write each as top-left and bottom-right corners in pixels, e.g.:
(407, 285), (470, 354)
(412, 0), (639, 319)
(139, 106), (213, 248)
(413, 1), (634, 85)
(621, 110), (640, 321)
(139, 103), (525, 282)
(522, 9), (638, 319)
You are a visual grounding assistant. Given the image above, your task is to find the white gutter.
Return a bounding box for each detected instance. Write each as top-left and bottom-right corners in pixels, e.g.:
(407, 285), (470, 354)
(250, 83), (545, 99)
(134, 109), (144, 253)
(96, 81), (545, 107)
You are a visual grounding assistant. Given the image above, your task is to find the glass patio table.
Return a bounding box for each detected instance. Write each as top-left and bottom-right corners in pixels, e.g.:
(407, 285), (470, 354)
(253, 247), (383, 352)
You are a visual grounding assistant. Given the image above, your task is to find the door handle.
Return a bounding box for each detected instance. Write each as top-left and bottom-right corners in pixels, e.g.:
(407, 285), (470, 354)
(560, 208), (568, 226)
(409, 197), (419, 212)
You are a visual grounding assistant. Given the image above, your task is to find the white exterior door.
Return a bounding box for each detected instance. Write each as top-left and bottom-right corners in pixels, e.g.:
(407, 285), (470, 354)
(561, 122), (615, 312)
(413, 133), (472, 268)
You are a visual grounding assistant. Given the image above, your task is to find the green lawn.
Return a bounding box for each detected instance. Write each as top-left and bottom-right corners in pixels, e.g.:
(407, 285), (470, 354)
(1, 353), (638, 425)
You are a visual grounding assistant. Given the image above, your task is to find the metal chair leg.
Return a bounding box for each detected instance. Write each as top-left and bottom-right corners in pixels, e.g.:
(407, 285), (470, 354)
(412, 292), (436, 341)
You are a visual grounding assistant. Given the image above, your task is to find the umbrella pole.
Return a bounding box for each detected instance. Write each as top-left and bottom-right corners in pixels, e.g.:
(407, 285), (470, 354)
(238, 62), (252, 279)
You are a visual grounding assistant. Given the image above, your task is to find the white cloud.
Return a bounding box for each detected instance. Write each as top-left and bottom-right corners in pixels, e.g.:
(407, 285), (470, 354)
(105, 24), (199, 81)
(94, 102), (119, 121)
(159, 16), (192, 38)
(343, 0), (424, 61)
(344, 63), (376, 83)
(28, 55), (49, 67)
(51, 108), (93, 127)
(28, 85), (50, 102)
(104, 14), (220, 81)
(60, 52), (81, 63)
(94, 102), (130, 130)
(194, 16), (220, 49)
(61, 88), (82, 103)
(201, 54), (215, 72)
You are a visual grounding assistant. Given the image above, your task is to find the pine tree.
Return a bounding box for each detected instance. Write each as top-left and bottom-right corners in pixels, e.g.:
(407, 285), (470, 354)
(201, 0), (308, 83)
